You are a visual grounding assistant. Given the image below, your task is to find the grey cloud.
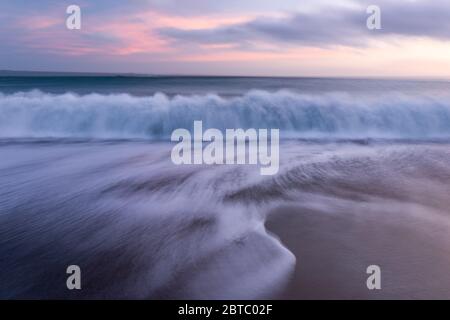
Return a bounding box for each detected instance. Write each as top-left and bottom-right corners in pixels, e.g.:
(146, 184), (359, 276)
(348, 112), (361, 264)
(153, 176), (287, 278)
(158, 0), (450, 48)
(144, 0), (304, 16)
(380, 1), (450, 40)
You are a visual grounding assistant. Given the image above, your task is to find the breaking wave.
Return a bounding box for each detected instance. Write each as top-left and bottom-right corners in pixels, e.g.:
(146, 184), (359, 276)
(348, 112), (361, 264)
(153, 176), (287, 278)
(1, 90), (450, 139)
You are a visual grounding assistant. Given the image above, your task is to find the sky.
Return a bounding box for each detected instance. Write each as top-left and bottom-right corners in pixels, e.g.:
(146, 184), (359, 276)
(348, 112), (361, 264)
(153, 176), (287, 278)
(1, 0), (450, 77)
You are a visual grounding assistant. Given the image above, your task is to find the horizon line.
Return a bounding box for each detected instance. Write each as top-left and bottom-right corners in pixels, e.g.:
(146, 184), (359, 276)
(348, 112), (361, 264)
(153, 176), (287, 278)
(1, 69), (450, 81)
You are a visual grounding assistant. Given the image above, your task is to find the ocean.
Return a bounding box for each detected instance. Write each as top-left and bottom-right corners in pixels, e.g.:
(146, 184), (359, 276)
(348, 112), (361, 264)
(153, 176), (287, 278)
(1, 76), (450, 299)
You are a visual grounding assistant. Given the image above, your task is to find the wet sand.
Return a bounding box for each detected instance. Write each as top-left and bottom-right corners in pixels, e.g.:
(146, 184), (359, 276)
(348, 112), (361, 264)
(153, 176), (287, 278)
(266, 197), (450, 299)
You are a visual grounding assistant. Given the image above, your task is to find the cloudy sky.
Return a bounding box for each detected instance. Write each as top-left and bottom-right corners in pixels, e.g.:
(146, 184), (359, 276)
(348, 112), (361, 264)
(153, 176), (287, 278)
(1, 0), (450, 77)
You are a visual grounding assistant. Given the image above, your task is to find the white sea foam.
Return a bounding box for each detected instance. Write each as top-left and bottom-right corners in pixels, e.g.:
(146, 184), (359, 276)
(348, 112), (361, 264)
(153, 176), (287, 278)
(1, 90), (450, 139)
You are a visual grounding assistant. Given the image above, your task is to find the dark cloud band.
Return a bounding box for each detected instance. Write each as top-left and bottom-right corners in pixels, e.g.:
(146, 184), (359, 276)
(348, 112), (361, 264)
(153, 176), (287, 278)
(158, 0), (450, 48)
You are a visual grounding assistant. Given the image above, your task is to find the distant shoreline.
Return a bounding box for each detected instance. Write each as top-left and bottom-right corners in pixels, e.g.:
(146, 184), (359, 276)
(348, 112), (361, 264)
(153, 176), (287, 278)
(1, 70), (449, 82)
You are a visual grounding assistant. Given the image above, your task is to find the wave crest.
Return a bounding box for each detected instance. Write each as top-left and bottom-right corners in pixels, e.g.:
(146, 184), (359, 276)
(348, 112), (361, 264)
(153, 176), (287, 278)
(1, 90), (450, 139)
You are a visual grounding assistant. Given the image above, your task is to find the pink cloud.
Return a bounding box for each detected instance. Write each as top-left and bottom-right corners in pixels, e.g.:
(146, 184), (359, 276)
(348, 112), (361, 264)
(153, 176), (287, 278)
(18, 16), (63, 30)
